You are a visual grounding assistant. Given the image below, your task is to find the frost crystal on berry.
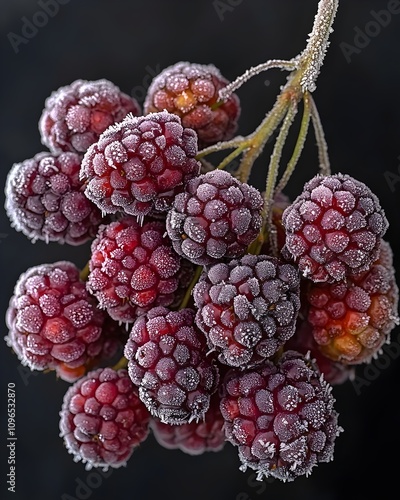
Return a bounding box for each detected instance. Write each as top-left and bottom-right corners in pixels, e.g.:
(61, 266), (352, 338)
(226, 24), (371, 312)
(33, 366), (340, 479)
(220, 350), (342, 482)
(193, 254), (301, 367)
(282, 173), (389, 283)
(59, 367), (150, 470)
(80, 110), (201, 217)
(39, 79), (141, 154)
(124, 307), (219, 425)
(166, 169), (263, 266)
(144, 61), (241, 148)
(5, 151), (103, 245)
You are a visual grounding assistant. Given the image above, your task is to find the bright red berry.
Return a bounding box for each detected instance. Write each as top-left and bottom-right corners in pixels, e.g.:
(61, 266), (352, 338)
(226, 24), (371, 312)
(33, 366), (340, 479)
(59, 367), (150, 470)
(305, 239), (399, 364)
(87, 216), (194, 323)
(4, 261), (114, 382)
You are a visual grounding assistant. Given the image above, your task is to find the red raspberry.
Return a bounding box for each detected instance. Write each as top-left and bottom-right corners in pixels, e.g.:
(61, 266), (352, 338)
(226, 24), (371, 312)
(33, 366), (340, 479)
(80, 111), (201, 218)
(5, 152), (103, 245)
(39, 79), (140, 154)
(220, 350), (342, 482)
(282, 173), (388, 283)
(87, 216), (194, 323)
(150, 393), (226, 455)
(124, 307), (220, 424)
(143, 61), (240, 148)
(166, 170), (264, 266)
(59, 367), (150, 470)
(305, 239), (399, 364)
(284, 320), (355, 385)
(4, 261), (115, 382)
(193, 254), (301, 367)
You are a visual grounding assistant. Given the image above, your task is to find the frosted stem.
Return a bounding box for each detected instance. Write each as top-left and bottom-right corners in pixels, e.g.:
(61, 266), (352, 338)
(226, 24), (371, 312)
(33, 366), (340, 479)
(298, 0), (339, 92)
(218, 59), (297, 101)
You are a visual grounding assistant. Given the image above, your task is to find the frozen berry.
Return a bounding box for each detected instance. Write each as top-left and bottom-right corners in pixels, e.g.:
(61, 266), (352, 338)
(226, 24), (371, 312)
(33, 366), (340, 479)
(166, 169), (263, 266)
(39, 79), (140, 154)
(193, 253), (301, 367)
(284, 320), (355, 385)
(80, 110), (201, 218)
(150, 393), (226, 455)
(87, 216), (194, 323)
(5, 261), (111, 382)
(5, 151), (103, 245)
(220, 350), (342, 482)
(305, 239), (399, 364)
(124, 307), (219, 424)
(144, 61), (240, 148)
(59, 367), (150, 470)
(282, 173), (388, 283)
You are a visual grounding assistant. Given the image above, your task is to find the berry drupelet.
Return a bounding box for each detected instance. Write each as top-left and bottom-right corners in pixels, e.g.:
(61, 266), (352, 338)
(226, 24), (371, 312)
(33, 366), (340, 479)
(87, 216), (194, 323)
(59, 367), (150, 470)
(282, 173), (388, 283)
(80, 110), (201, 218)
(193, 253), (301, 367)
(143, 61), (241, 149)
(166, 169), (264, 266)
(305, 239), (399, 364)
(5, 151), (103, 245)
(39, 78), (141, 154)
(220, 350), (342, 482)
(5, 261), (113, 382)
(124, 306), (219, 425)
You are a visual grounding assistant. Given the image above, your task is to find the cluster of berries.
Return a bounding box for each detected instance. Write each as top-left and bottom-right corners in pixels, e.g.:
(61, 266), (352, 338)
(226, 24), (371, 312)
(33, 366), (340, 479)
(4, 56), (399, 484)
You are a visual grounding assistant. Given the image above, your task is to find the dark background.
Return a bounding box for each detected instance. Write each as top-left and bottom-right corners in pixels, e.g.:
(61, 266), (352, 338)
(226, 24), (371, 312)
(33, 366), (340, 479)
(1, 1), (400, 499)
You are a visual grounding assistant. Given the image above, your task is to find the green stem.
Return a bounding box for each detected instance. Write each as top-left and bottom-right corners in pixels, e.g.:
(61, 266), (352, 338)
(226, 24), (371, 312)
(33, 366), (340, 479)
(216, 142), (250, 171)
(274, 92), (311, 196)
(261, 100), (298, 254)
(79, 261), (90, 282)
(112, 356), (128, 371)
(309, 92), (331, 175)
(179, 265), (203, 310)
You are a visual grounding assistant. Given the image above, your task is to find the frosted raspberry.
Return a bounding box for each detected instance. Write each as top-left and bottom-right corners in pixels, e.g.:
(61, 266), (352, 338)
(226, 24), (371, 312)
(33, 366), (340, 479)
(80, 111), (201, 218)
(193, 254), (301, 367)
(144, 61), (240, 148)
(220, 350), (342, 482)
(39, 79), (140, 154)
(124, 307), (219, 424)
(305, 240), (399, 364)
(150, 393), (226, 455)
(87, 216), (194, 323)
(4, 261), (115, 382)
(5, 151), (103, 245)
(284, 320), (355, 385)
(282, 173), (388, 283)
(166, 170), (263, 266)
(59, 367), (150, 470)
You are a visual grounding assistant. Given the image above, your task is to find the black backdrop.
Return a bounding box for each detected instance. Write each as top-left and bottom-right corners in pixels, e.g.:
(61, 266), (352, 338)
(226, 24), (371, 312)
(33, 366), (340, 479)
(1, 1), (400, 499)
